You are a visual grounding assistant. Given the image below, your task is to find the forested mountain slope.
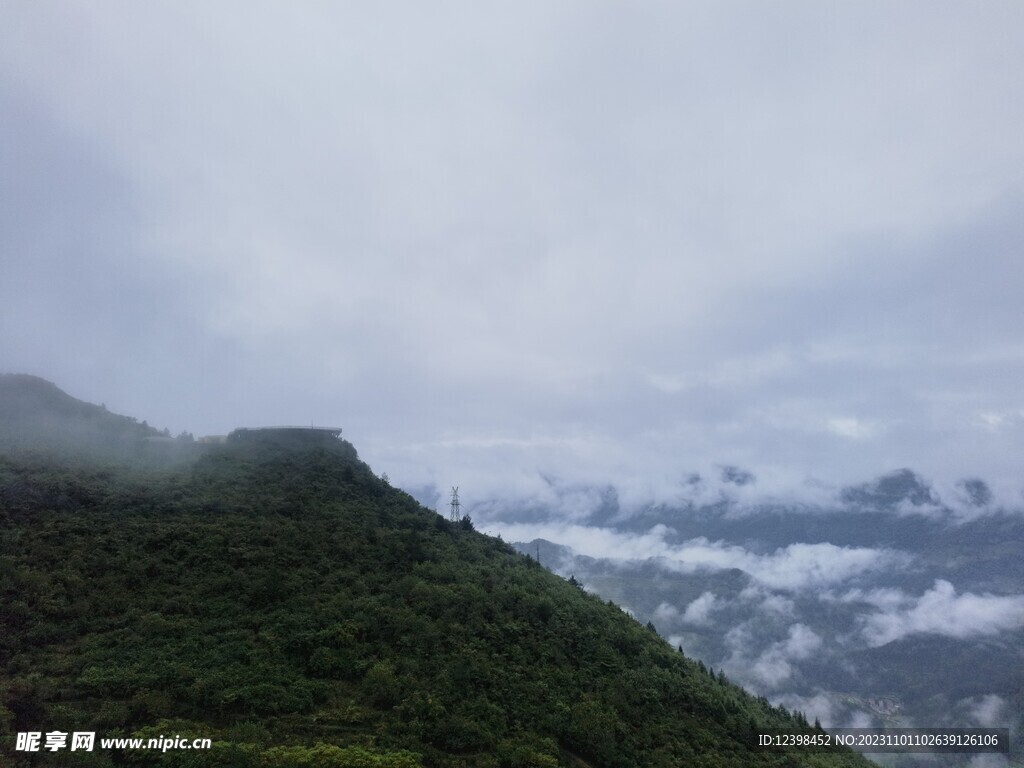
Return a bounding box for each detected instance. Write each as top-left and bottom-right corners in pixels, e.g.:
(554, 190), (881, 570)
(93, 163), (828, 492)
(0, 378), (870, 767)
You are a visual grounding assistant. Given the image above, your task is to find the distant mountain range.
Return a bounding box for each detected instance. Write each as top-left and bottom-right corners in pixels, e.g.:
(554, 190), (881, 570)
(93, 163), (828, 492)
(499, 479), (1024, 767)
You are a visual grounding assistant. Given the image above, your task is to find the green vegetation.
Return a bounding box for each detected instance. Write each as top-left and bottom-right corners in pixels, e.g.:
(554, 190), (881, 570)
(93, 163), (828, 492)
(0, 378), (871, 767)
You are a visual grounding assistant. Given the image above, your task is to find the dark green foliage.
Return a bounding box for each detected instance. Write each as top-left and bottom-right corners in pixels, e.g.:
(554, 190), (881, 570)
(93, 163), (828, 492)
(0, 423), (869, 767)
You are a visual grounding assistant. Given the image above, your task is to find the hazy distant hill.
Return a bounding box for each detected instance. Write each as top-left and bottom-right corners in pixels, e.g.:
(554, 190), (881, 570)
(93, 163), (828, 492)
(0, 378), (869, 767)
(0, 374), (164, 457)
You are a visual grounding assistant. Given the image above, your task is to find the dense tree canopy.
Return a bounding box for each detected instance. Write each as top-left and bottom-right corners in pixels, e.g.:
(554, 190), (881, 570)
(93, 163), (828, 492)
(1, 416), (869, 767)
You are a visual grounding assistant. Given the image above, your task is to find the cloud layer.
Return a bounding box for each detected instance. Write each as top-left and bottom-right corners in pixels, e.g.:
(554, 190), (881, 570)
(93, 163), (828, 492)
(486, 521), (907, 591)
(3, 3), (1024, 502)
(839, 580), (1024, 647)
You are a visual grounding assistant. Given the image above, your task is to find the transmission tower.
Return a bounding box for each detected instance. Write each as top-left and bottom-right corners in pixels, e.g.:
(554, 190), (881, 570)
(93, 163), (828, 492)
(449, 486), (461, 522)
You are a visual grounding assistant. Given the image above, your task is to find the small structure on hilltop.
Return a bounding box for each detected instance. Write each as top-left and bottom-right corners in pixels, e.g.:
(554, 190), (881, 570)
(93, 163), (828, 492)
(227, 426), (343, 447)
(449, 486), (461, 522)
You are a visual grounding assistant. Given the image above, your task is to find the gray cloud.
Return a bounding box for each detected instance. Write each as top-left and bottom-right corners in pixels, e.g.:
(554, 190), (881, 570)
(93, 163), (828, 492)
(681, 592), (719, 627)
(483, 521), (908, 591)
(963, 695), (1008, 729)
(751, 624), (822, 687)
(838, 580), (1024, 647)
(722, 621), (822, 689)
(652, 601), (681, 623)
(3, 3), (1024, 500)
(739, 586), (795, 618)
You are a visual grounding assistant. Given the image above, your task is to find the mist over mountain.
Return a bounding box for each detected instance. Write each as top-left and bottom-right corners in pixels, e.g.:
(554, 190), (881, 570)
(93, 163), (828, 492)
(388, 415), (1024, 766)
(0, 376), (876, 766)
(0, 373), (162, 452)
(6, 5), (1024, 580)
(492, 475), (1024, 767)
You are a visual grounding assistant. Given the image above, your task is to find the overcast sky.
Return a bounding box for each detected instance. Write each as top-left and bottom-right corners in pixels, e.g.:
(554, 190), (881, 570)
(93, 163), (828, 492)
(3, 2), (1023, 510)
